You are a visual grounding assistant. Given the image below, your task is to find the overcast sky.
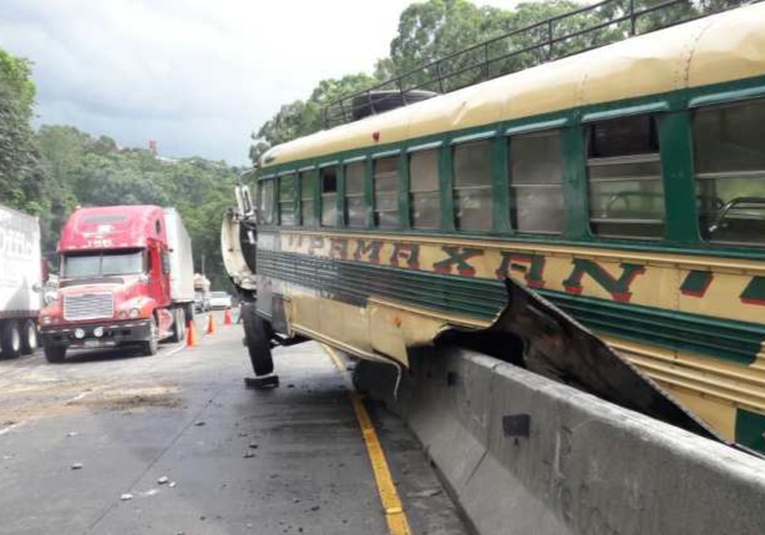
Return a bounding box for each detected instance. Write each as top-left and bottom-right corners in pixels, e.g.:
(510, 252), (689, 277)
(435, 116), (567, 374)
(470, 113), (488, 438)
(1, 0), (513, 166)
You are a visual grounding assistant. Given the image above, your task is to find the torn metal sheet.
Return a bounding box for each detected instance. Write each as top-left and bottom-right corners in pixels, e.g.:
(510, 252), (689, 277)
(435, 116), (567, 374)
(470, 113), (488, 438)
(441, 278), (725, 445)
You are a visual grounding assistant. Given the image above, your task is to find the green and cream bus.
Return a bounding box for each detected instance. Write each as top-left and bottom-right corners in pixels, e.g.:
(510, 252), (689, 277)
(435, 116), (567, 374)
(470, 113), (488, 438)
(223, 1), (765, 453)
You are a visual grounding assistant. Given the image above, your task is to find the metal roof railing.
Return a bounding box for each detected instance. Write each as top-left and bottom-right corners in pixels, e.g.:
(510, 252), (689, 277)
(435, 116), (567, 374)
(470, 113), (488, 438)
(323, 0), (758, 128)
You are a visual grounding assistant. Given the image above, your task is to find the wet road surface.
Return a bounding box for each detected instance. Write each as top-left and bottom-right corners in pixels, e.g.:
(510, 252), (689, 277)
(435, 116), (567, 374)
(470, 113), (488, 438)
(0, 312), (467, 535)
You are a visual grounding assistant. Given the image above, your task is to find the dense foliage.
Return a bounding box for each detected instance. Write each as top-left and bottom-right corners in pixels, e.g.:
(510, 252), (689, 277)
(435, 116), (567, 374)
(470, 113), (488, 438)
(0, 52), (239, 289)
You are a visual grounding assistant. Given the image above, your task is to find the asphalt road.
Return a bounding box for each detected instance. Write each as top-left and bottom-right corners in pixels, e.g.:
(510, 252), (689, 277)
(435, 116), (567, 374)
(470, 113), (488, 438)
(0, 312), (467, 535)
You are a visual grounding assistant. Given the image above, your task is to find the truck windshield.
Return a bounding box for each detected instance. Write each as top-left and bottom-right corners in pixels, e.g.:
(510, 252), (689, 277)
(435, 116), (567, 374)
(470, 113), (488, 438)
(62, 250), (145, 278)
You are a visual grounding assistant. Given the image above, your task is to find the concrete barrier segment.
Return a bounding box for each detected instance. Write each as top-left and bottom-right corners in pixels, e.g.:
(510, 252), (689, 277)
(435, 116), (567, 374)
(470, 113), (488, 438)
(353, 347), (765, 535)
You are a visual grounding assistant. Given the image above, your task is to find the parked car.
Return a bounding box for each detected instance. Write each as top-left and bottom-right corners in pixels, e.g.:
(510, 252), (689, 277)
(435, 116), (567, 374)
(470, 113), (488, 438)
(194, 290), (210, 312)
(209, 291), (233, 310)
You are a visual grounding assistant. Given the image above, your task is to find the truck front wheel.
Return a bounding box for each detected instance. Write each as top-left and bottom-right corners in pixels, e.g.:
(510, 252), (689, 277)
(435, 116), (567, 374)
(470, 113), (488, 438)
(44, 345), (67, 363)
(1, 320), (22, 359)
(140, 316), (159, 356)
(241, 302), (273, 376)
(21, 320), (38, 355)
(169, 308), (185, 343)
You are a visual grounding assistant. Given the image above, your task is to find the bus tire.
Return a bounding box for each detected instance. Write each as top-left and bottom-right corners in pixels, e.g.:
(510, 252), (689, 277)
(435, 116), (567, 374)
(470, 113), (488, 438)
(241, 302), (273, 376)
(44, 345), (67, 363)
(21, 320), (38, 355)
(1, 320), (22, 359)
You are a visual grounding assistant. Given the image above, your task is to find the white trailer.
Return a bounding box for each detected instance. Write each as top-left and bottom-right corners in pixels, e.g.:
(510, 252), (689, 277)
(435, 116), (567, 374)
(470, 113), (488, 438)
(163, 208), (195, 309)
(0, 204), (42, 358)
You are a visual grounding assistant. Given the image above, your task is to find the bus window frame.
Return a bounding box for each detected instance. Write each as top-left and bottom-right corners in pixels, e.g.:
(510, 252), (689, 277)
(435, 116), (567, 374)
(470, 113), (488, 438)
(372, 150), (402, 230)
(343, 156), (367, 229)
(298, 166), (319, 228)
(277, 171), (297, 227)
(507, 128), (565, 235)
(319, 162), (339, 228)
(258, 175), (276, 226)
(690, 96), (765, 248)
(407, 144), (442, 231)
(583, 112), (667, 241)
(450, 132), (495, 233)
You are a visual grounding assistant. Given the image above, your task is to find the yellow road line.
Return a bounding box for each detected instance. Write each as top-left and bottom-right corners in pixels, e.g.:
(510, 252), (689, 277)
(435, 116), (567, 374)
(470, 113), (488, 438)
(324, 344), (413, 535)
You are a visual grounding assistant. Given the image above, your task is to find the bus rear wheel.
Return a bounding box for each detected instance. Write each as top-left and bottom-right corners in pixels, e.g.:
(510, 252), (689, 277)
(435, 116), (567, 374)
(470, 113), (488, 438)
(241, 302), (273, 376)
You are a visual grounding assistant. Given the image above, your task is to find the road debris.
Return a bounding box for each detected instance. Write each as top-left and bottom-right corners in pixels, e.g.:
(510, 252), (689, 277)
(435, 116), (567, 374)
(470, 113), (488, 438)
(169, 481), (177, 488)
(71, 463), (83, 470)
(120, 493), (133, 501)
(248, 442), (258, 449)
(244, 451), (256, 459)
(194, 421), (206, 427)
(158, 476), (169, 485)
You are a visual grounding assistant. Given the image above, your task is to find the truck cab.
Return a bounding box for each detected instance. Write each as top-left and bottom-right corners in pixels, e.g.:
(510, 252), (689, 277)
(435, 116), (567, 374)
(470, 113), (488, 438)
(39, 205), (193, 362)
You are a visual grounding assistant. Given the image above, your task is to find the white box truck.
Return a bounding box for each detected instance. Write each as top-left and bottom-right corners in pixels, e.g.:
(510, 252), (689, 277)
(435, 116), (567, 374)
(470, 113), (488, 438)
(0, 204), (42, 358)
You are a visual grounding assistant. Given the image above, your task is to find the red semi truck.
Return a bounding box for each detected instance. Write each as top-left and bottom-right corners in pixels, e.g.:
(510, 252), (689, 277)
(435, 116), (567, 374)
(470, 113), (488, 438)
(39, 205), (195, 362)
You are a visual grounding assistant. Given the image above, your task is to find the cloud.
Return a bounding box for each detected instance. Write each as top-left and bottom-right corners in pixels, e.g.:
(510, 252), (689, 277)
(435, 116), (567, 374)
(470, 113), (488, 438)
(1, 0), (517, 165)
(0, 0), (416, 164)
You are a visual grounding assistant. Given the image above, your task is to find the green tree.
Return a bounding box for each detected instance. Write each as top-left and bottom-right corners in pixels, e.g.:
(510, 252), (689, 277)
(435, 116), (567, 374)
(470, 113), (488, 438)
(0, 48), (47, 219)
(250, 73), (377, 165)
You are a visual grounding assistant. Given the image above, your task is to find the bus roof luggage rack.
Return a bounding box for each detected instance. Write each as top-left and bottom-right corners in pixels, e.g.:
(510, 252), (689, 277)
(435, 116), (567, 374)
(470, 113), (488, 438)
(323, 0), (759, 128)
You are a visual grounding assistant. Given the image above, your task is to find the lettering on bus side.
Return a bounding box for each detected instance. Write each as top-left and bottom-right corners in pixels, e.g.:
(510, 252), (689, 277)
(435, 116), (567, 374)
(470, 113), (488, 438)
(389, 242), (420, 270)
(740, 277), (765, 307)
(433, 246), (484, 277)
(494, 252), (546, 289)
(562, 259), (646, 303)
(353, 239), (383, 264)
(680, 270), (714, 298)
(308, 236), (325, 255)
(330, 238), (349, 260)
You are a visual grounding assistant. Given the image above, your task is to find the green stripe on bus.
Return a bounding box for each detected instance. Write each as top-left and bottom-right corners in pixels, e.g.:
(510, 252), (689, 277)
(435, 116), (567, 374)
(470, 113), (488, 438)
(258, 250), (764, 366)
(735, 408), (765, 454)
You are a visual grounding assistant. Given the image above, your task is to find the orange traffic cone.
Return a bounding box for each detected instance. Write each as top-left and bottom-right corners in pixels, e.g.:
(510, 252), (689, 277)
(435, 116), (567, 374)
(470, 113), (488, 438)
(206, 312), (217, 335)
(223, 307), (233, 326)
(186, 318), (199, 347)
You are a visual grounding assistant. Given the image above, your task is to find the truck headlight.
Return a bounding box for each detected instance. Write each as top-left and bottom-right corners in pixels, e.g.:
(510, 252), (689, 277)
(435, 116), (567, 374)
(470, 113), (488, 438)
(129, 308), (141, 319)
(93, 326), (104, 338)
(74, 328), (85, 339)
(40, 316), (53, 326)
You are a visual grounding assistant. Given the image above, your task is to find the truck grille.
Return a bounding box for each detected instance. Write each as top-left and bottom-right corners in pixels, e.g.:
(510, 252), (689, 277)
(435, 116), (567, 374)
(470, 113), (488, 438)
(63, 293), (115, 321)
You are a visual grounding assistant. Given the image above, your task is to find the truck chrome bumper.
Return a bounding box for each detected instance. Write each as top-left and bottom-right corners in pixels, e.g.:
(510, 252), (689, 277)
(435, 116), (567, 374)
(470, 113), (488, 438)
(40, 320), (152, 348)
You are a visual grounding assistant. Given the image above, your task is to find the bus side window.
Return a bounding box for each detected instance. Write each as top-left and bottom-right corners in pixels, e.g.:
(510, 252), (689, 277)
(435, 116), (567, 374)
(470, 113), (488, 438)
(278, 173), (296, 226)
(258, 179), (275, 225)
(453, 140), (492, 231)
(345, 161), (366, 228)
(509, 130), (563, 233)
(585, 114), (665, 239)
(300, 170), (318, 227)
(320, 166), (338, 227)
(374, 156), (399, 228)
(693, 98), (765, 246)
(409, 149), (440, 229)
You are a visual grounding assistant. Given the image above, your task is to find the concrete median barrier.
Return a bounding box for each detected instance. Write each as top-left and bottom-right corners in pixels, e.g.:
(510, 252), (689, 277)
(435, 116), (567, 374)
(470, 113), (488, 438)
(353, 347), (765, 535)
